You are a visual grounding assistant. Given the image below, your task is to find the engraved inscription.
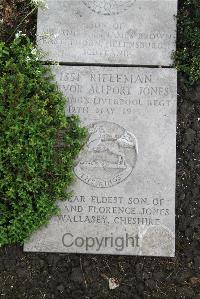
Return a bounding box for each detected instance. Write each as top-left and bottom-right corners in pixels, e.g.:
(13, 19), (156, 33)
(24, 67), (176, 256)
(37, 0), (177, 65)
(82, 0), (135, 15)
(74, 121), (138, 188)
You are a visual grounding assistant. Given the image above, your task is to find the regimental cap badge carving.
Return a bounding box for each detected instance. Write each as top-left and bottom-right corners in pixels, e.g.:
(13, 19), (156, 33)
(82, 0), (136, 15)
(74, 121), (138, 188)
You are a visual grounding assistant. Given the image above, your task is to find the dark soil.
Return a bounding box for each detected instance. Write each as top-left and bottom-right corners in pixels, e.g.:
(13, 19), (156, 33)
(0, 1), (200, 298)
(0, 0), (36, 42)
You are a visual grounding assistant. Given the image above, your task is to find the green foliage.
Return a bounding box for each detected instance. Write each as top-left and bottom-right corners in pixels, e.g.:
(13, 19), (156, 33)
(0, 35), (87, 246)
(173, 0), (200, 85)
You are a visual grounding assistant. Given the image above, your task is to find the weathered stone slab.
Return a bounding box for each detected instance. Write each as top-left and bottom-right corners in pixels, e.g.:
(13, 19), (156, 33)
(24, 66), (177, 256)
(37, 0), (177, 66)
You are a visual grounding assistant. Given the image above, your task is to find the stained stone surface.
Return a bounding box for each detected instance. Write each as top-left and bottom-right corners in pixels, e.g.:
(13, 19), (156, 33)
(24, 66), (177, 256)
(37, 0), (177, 65)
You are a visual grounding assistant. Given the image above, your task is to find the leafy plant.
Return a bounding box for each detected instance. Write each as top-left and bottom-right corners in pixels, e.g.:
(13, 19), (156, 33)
(173, 0), (200, 85)
(0, 35), (87, 246)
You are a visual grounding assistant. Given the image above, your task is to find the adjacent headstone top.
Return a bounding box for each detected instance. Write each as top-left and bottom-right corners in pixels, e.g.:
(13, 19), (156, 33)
(24, 66), (177, 256)
(37, 0), (177, 66)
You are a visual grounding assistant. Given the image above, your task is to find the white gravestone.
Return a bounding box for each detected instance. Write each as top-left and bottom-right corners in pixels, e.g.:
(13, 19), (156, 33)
(37, 0), (177, 66)
(24, 66), (177, 257)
